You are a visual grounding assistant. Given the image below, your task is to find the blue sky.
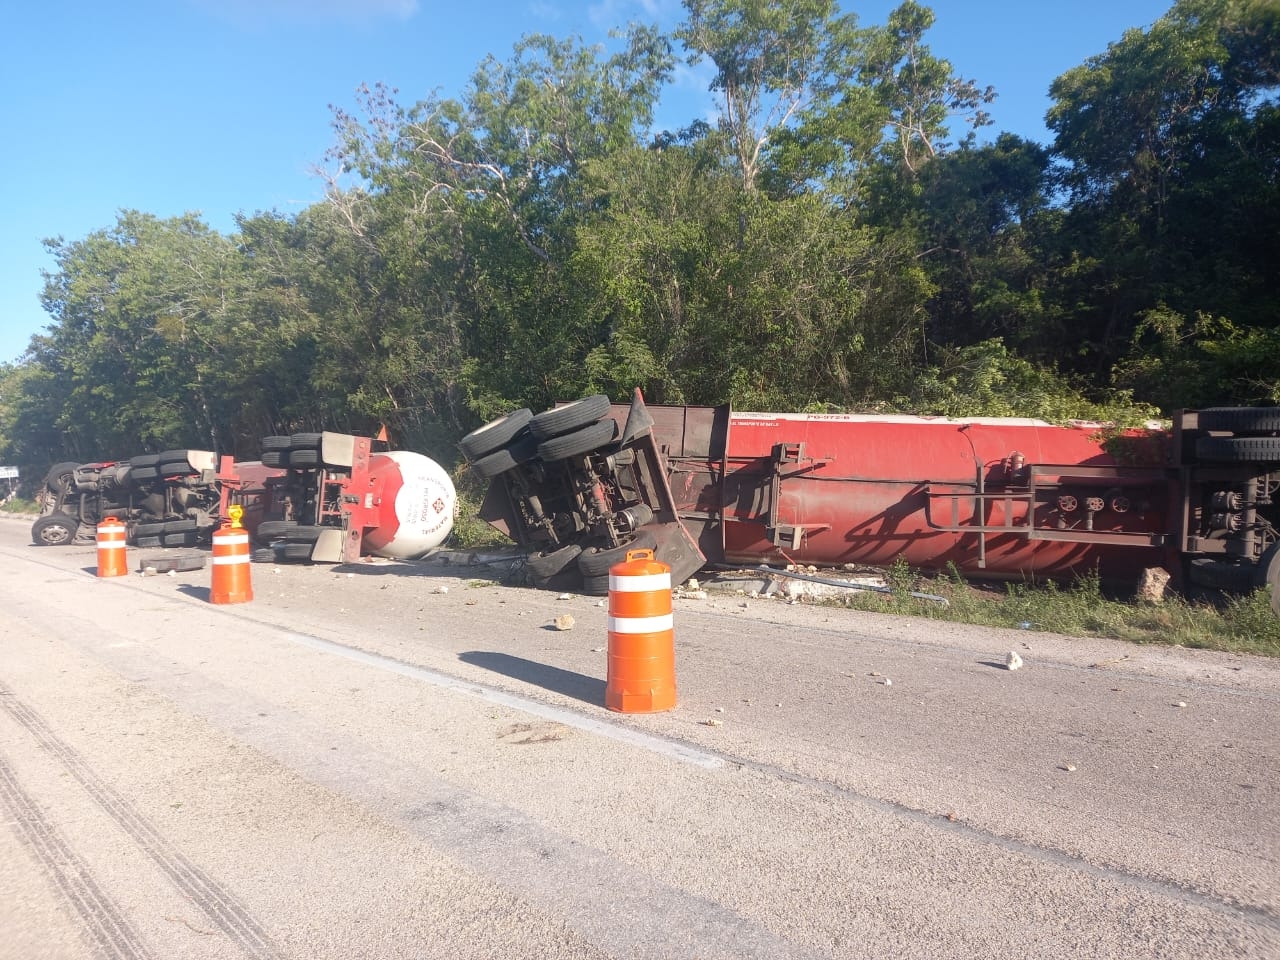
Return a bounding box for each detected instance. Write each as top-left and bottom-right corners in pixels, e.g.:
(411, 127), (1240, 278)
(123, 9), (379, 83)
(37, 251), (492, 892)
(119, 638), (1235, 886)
(1, 0), (1173, 365)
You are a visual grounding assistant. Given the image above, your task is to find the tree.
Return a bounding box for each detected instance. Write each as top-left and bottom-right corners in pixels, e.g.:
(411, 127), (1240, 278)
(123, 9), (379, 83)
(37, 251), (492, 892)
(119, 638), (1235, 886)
(677, 0), (862, 191)
(1046, 0), (1280, 388)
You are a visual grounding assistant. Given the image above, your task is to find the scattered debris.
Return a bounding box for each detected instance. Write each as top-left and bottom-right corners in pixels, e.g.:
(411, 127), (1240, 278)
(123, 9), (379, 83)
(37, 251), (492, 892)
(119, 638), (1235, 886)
(881, 678), (893, 687)
(433, 585), (449, 594)
(1175, 700), (1188, 708)
(1090, 655), (1131, 669)
(557, 593), (572, 600)
(701, 718), (723, 727)
(1005, 651), (1024, 671)
(591, 646), (605, 653)
(1136, 566), (1171, 604)
(552, 615), (575, 631)
(1060, 763), (1077, 772)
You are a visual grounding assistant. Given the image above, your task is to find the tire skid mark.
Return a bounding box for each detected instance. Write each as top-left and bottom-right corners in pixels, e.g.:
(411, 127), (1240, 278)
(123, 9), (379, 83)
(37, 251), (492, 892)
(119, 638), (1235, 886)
(0, 682), (282, 960)
(0, 749), (155, 960)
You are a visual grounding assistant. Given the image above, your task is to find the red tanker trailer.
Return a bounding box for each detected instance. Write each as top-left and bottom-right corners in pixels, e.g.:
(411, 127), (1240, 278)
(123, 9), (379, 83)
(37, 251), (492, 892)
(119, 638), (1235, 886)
(464, 392), (1280, 605)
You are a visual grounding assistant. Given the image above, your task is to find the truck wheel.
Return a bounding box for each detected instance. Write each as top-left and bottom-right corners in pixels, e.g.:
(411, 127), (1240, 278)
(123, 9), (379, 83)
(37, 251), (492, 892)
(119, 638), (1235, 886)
(536, 420), (617, 462)
(129, 454), (160, 468)
(280, 542), (314, 561)
(577, 529), (658, 577)
(471, 434), (539, 479)
(158, 449), (190, 463)
(290, 433), (322, 450)
(132, 521), (168, 539)
(1187, 557), (1256, 591)
(45, 462), (81, 495)
(261, 451), (288, 468)
(283, 525), (325, 543)
(162, 531), (197, 547)
(288, 449), (320, 468)
(581, 573), (611, 596)
(526, 543), (583, 584)
(1196, 408), (1280, 434)
(261, 435), (292, 451)
(1194, 436), (1280, 463)
(31, 514), (77, 546)
(528, 395), (611, 441)
(460, 409), (533, 461)
(134, 535), (163, 548)
(130, 466), (160, 483)
(1254, 544), (1280, 615)
(256, 520), (299, 541)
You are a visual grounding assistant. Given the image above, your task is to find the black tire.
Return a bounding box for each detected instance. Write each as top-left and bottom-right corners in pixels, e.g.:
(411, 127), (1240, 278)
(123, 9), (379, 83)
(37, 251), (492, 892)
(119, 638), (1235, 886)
(581, 573), (611, 596)
(1196, 407), (1280, 434)
(159, 461), (195, 476)
(134, 535), (163, 548)
(158, 449), (189, 463)
(288, 449), (320, 468)
(31, 513), (77, 547)
(1187, 557), (1256, 591)
(162, 519), (197, 533)
(281, 542), (314, 561)
(261, 435), (292, 451)
(129, 466), (160, 483)
(471, 433), (540, 479)
(460, 409), (534, 461)
(283, 524), (325, 543)
(45, 461), (81, 495)
(1255, 544), (1280, 615)
(162, 531), (197, 548)
(472, 447), (520, 479)
(536, 419), (617, 462)
(256, 520), (299, 541)
(290, 432), (323, 450)
(129, 454), (161, 468)
(1195, 436), (1280, 463)
(132, 521), (168, 538)
(526, 543), (583, 584)
(261, 450), (288, 468)
(251, 547), (276, 563)
(528, 395), (612, 441)
(577, 529), (658, 577)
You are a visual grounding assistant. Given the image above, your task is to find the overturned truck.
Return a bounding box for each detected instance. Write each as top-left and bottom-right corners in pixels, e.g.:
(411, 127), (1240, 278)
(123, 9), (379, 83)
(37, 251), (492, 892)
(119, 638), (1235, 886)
(462, 392), (1280, 608)
(32, 450), (226, 547)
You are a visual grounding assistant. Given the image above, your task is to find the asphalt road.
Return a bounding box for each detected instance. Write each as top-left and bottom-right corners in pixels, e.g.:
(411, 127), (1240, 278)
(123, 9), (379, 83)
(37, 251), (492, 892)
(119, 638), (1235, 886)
(0, 514), (1275, 959)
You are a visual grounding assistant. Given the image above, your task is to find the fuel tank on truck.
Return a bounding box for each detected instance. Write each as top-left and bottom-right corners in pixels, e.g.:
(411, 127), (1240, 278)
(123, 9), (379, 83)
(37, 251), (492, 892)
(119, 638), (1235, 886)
(652, 406), (1173, 583)
(357, 450), (456, 559)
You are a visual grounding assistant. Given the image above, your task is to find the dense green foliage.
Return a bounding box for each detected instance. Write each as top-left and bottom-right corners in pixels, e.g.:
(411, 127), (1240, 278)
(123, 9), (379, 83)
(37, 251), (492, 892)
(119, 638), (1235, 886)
(1, 0), (1276, 484)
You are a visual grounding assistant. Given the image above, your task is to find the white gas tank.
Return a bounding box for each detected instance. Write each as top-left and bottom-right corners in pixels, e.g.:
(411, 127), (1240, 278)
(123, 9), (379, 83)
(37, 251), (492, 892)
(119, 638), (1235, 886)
(360, 450), (456, 559)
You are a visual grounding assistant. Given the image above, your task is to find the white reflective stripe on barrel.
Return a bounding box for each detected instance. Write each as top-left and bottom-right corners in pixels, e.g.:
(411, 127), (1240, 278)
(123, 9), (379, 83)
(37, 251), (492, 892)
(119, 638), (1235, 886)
(98, 541), (126, 550)
(608, 572), (671, 592)
(212, 555), (251, 565)
(214, 533), (251, 546)
(607, 613), (675, 634)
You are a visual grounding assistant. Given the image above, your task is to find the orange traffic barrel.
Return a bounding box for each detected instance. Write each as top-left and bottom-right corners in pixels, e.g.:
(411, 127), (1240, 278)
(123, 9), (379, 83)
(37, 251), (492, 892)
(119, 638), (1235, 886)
(95, 518), (128, 578)
(605, 548), (677, 713)
(210, 523), (253, 604)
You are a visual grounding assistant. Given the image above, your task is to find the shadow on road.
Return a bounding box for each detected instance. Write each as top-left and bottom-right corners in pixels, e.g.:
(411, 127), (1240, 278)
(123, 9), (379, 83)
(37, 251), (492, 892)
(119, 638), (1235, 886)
(458, 650), (605, 706)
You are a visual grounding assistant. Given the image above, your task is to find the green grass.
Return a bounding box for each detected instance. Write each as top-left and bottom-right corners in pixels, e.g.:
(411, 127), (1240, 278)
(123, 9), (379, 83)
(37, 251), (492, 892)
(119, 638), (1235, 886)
(832, 560), (1280, 658)
(1, 497), (39, 514)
